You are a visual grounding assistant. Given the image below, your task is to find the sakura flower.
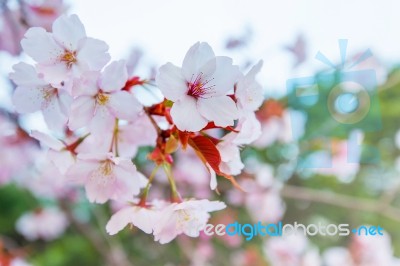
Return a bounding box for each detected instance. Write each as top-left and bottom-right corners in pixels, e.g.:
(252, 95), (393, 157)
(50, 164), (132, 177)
(106, 200), (164, 235)
(21, 14), (110, 84)
(16, 207), (68, 241)
(156, 42), (240, 132)
(66, 153), (147, 203)
(0, 10), (25, 55)
(10, 62), (72, 131)
(23, 0), (66, 30)
(68, 60), (142, 134)
(30, 130), (75, 174)
(235, 60), (264, 112)
(153, 199), (226, 244)
(217, 134), (244, 176)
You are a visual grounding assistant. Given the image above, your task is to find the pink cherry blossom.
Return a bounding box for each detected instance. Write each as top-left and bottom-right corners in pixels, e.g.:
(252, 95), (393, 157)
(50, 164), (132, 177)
(153, 199), (226, 244)
(16, 207), (69, 241)
(21, 14), (110, 84)
(235, 60), (264, 112)
(68, 60), (143, 134)
(10, 62), (72, 131)
(217, 134), (244, 176)
(23, 0), (66, 31)
(156, 42), (240, 132)
(66, 153), (147, 203)
(106, 200), (164, 235)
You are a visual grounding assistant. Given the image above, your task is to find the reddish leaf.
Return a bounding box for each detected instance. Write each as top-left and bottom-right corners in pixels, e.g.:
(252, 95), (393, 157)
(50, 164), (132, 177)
(188, 135), (221, 173)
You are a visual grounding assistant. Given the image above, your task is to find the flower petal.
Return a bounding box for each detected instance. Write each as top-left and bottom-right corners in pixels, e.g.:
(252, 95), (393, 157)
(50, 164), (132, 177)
(106, 207), (133, 235)
(9, 63), (46, 87)
(156, 62), (188, 101)
(89, 105), (114, 135)
(12, 86), (44, 113)
(52, 14), (86, 50)
(170, 95), (208, 132)
(30, 130), (64, 150)
(77, 37), (110, 71)
(68, 96), (95, 130)
(21, 27), (63, 63)
(100, 60), (128, 92)
(182, 42), (215, 81)
(197, 96), (239, 127)
(108, 91), (142, 121)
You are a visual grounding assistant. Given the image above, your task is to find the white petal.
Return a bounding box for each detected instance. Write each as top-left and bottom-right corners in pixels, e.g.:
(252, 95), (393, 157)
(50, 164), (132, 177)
(106, 207), (133, 235)
(65, 160), (97, 184)
(206, 163), (217, 190)
(30, 130), (64, 150)
(100, 60), (128, 92)
(156, 63), (188, 101)
(182, 42), (215, 81)
(108, 91), (142, 121)
(9, 63), (46, 87)
(89, 105), (114, 134)
(48, 150), (75, 175)
(210, 56), (240, 95)
(68, 96), (95, 130)
(37, 63), (69, 85)
(197, 96), (239, 127)
(52, 14), (86, 50)
(42, 97), (68, 131)
(170, 95), (207, 132)
(21, 27), (63, 63)
(77, 37), (110, 71)
(12, 86), (43, 113)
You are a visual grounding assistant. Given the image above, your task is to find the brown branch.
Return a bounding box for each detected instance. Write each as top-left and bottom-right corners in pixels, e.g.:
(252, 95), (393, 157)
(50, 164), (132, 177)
(281, 185), (400, 222)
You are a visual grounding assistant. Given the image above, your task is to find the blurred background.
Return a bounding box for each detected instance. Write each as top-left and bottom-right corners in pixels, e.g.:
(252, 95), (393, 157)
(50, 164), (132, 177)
(1, 0), (400, 265)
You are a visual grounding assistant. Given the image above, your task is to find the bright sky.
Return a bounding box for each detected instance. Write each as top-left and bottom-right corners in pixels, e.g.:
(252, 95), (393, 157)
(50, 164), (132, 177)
(69, 0), (400, 96)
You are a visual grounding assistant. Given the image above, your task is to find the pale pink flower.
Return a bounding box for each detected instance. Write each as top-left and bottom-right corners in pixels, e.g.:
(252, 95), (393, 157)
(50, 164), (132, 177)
(21, 14), (110, 84)
(323, 247), (354, 266)
(66, 153), (147, 203)
(30, 130), (75, 174)
(16, 207), (68, 241)
(10, 62), (72, 131)
(153, 199), (226, 244)
(106, 200), (165, 235)
(0, 10), (26, 55)
(217, 134), (244, 176)
(231, 112), (262, 145)
(264, 234), (309, 266)
(68, 60), (142, 134)
(235, 60), (264, 112)
(23, 0), (66, 30)
(156, 42), (240, 132)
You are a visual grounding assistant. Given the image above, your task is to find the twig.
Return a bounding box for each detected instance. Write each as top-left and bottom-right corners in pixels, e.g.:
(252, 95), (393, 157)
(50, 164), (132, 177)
(281, 185), (400, 222)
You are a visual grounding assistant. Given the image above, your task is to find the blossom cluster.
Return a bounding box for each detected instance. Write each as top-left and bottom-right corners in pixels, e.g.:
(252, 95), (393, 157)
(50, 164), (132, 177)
(9, 14), (265, 244)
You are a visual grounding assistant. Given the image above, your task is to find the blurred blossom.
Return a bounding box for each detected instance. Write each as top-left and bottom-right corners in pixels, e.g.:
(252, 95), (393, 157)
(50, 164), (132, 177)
(16, 207), (69, 241)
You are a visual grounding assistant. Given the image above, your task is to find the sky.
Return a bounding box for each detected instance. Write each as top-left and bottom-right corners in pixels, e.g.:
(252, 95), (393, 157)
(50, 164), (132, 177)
(69, 0), (400, 96)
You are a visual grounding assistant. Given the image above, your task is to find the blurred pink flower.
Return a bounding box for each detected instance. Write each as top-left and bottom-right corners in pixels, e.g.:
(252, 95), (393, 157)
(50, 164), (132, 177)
(16, 207), (68, 241)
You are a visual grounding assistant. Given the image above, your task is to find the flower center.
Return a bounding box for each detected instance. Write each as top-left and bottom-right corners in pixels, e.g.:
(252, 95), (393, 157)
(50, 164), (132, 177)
(90, 160), (115, 185)
(187, 72), (215, 99)
(96, 92), (110, 106)
(60, 50), (77, 68)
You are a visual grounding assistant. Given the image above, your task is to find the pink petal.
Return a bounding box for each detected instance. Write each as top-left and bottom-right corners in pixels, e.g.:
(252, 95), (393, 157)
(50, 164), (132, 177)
(182, 42), (215, 81)
(77, 37), (110, 71)
(12, 86), (43, 113)
(21, 27), (63, 63)
(68, 96), (95, 130)
(210, 56), (240, 95)
(100, 60), (128, 92)
(108, 91), (142, 121)
(106, 207), (133, 235)
(48, 149), (75, 175)
(89, 105), (114, 134)
(52, 14), (86, 51)
(156, 62), (188, 101)
(197, 96), (239, 127)
(30, 130), (64, 150)
(9, 63), (46, 87)
(170, 95), (207, 132)
(66, 160), (97, 184)
(42, 96), (69, 131)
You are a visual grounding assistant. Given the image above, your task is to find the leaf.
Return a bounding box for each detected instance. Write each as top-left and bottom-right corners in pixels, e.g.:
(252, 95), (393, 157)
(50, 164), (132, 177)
(188, 135), (221, 173)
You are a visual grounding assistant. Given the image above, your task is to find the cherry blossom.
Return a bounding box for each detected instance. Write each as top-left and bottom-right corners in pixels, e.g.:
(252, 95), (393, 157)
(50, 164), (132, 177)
(21, 14), (110, 84)
(16, 207), (69, 241)
(68, 60), (143, 134)
(106, 200), (164, 235)
(10, 62), (72, 131)
(153, 199), (226, 244)
(156, 42), (240, 132)
(66, 153), (147, 203)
